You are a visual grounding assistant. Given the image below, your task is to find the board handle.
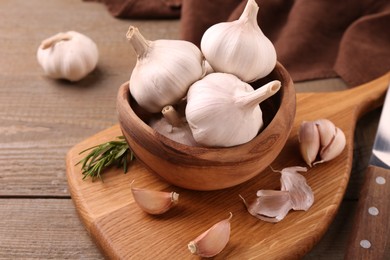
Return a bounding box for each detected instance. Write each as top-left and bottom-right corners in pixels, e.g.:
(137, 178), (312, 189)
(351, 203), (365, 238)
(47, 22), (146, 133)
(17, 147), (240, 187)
(345, 165), (390, 259)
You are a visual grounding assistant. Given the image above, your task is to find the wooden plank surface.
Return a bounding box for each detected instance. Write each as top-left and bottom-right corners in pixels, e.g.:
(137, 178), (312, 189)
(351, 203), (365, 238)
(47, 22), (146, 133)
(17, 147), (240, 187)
(0, 0), (384, 258)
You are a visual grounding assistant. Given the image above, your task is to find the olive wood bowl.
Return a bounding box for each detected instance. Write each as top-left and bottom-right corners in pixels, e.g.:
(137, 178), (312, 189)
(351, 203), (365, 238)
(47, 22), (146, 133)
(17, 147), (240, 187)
(117, 62), (296, 191)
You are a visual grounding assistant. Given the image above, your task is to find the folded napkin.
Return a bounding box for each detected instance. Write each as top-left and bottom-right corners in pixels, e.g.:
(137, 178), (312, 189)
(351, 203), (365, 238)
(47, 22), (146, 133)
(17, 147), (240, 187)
(89, 0), (390, 87)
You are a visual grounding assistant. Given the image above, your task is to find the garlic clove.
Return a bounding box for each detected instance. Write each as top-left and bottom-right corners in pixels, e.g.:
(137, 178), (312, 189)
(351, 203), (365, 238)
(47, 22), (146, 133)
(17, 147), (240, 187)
(200, 0), (277, 82)
(37, 31), (99, 82)
(240, 191), (292, 223)
(315, 127), (346, 165)
(131, 183), (179, 215)
(126, 26), (205, 113)
(188, 213), (232, 257)
(298, 121), (321, 167)
(149, 105), (198, 146)
(185, 73), (281, 147)
(279, 166), (314, 211)
(315, 119), (337, 147)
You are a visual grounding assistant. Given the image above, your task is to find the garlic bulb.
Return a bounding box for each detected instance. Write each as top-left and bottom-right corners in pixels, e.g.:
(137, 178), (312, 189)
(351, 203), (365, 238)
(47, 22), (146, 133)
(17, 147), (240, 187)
(188, 213), (232, 257)
(37, 31), (98, 82)
(298, 119), (346, 166)
(131, 182), (179, 215)
(126, 26), (205, 113)
(200, 0), (277, 82)
(185, 73), (281, 147)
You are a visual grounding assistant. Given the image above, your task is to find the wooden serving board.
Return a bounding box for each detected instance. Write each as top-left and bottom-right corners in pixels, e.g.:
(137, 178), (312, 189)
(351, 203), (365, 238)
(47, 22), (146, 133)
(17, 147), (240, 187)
(66, 73), (389, 259)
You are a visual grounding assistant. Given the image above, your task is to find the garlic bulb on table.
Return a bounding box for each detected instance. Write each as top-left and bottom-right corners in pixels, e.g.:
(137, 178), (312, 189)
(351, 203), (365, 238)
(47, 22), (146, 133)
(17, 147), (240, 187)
(200, 0), (277, 82)
(185, 73), (281, 147)
(126, 26), (205, 113)
(37, 31), (98, 82)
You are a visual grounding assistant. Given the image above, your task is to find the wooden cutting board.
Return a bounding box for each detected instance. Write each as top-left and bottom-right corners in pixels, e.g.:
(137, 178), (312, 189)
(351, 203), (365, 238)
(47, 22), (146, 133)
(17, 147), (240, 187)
(66, 73), (389, 259)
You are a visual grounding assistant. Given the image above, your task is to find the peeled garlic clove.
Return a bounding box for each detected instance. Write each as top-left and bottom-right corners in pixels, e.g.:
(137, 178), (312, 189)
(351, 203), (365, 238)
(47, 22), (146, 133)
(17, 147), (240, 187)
(279, 166), (314, 211)
(298, 121), (321, 167)
(149, 106), (198, 146)
(200, 0), (277, 82)
(37, 31), (98, 82)
(188, 213), (232, 257)
(185, 73), (281, 147)
(126, 26), (205, 113)
(315, 127), (346, 165)
(240, 191), (292, 223)
(131, 184), (179, 215)
(315, 119), (337, 147)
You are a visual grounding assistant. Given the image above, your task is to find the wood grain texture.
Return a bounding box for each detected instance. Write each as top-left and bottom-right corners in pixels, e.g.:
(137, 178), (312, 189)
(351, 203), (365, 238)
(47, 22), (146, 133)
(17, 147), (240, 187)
(66, 73), (389, 259)
(345, 166), (390, 259)
(0, 199), (103, 259)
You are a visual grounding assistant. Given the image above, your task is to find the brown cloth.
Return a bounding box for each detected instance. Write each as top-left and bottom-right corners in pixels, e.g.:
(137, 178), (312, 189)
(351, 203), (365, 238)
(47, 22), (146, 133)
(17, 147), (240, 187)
(89, 0), (390, 87)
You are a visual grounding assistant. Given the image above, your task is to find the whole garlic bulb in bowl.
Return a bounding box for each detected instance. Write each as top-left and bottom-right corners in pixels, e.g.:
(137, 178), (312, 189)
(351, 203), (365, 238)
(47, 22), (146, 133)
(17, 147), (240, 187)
(117, 62), (296, 191)
(37, 31), (99, 82)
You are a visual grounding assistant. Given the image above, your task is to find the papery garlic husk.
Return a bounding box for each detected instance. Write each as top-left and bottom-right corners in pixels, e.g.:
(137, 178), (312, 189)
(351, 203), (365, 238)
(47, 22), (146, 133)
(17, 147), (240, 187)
(149, 105), (198, 146)
(240, 166), (313, 223)
(298, 121), (320, 167)
(37, 31), (98, 82)
(315, 127), (346, 165)
(279, 166), (314, 210)
(185, 73), (281, 147)
(200, 0), (277, 82)
(131, 183), (179, 215)
(240, 191), (292, 223)
(127, 26), (206, 113)
(188, 213), (232, 257)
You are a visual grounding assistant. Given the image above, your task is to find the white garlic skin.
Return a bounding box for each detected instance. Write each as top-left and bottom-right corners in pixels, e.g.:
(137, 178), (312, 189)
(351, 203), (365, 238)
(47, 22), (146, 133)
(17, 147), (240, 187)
(127, 26), (205, 113)
(200, 0), (277, 82)
(185, 73), (280, 147)
(37, 31), (98, 82)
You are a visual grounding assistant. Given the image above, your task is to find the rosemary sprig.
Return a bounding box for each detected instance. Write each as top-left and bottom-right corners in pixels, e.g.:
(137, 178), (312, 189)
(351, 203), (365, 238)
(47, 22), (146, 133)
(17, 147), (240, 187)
(76, 136), (134, 181)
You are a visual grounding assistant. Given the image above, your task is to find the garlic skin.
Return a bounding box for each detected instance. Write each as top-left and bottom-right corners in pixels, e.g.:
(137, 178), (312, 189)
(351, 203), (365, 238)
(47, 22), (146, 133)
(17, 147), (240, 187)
(126, 26), (205, 113)
(200, 0), (277, 82)
(298, 119), (346, 166)
(240, 166), (313, 223)
(37, 31), (98, 82)
(131, 183), (179, 215)
(188, 213), (232, 257)
(185, 73), (281, 147)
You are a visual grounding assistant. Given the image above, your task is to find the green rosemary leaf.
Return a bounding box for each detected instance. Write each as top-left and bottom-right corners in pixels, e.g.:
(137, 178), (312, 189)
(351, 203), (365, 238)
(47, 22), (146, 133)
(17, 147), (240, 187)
(76, 136), (133, 181)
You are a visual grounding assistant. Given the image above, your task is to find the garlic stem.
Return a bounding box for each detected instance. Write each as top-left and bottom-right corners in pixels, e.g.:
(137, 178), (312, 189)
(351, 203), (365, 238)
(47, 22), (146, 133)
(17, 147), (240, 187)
(161, 105), (183, 127)
(40, 32), (72, 50)
(239, 0), (259, 23)
(236, 80), (281, 108)
(126, 26), (150, 58)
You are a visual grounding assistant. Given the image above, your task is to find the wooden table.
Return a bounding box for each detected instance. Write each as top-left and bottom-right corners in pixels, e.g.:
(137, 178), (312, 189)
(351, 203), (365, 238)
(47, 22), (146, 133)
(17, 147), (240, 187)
(0, 0), (382, 258)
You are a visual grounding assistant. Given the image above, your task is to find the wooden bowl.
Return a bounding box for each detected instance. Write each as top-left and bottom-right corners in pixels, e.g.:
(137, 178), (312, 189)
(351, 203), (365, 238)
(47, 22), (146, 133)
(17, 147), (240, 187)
(117, 62), (296, 191)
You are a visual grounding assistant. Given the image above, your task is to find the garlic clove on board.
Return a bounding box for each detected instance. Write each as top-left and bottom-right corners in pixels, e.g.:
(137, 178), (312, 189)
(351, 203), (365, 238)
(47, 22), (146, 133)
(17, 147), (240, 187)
(298, 119), (346, 166)
(126, 26), (206, 113)
(298, 121), (321, 167)
(37, 31), (99, 82)
(149, 105), (198, 146)
(185, 72), (281, 147)
(315, 119), (337, 148)
(200, 0), (277, 82)
(131, 182), (179, 215)
(188, 213), (232, 257)
(315, 127), (346, 165)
